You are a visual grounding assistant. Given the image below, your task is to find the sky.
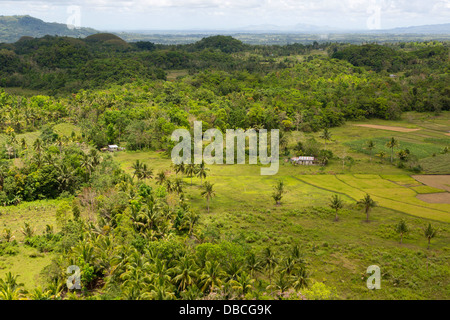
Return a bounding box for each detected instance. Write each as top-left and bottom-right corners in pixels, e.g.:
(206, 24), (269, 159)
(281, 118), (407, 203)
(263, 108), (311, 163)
(0, 0), (449, 31)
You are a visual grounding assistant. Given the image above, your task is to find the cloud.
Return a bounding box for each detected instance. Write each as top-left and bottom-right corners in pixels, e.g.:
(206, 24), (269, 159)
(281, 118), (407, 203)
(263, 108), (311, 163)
(0, 0), (448, 29)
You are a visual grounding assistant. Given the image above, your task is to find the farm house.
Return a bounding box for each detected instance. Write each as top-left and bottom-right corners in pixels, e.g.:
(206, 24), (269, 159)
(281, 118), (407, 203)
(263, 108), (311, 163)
(290, 156), (316, 165)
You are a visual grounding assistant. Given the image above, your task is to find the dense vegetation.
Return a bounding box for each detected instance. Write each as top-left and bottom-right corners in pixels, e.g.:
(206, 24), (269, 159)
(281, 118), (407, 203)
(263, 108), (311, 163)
(0, 35), (449, 300)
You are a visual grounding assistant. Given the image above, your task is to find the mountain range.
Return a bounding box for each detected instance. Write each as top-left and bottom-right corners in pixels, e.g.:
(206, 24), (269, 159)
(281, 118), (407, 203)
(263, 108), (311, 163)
(0, 15), (449, 43)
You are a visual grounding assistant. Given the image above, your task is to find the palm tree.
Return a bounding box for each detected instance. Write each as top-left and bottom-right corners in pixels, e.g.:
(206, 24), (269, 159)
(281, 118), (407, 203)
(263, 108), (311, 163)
(55, 136), (64, 157)
(0, 272), (24, 300)
(20, 222), (35, 238)
(0, 165), (8, 189)
(2, 229), (14, 243)
(358, 194), (376, 222)
(140, 164), (153, 182)
(386, 137), (398, 163)
(201, 181), (215, 213)
(365, 140), (375, 162)
(231, 272), (254, 296)
(291, 267), (309, 291)
(131, 160), (143, 180)
(171, 256), (198, 292)
(196, 161), (209, 185)
(20, 138), (27, 160)
(174, 163), (185, 176)
(423, 223), (437, 250)
(173, 178), (184, 195)
(319, 128), (332, 150)
(185, 164), (197, 186)
(80, 153), (94, 181)
(329, 194), (343, 222)
(395, 219), (409, 244)
(56, 163), (74, 192)
(200, 260), (224, 293)
(33, 138), (43, 156)
(378, 151), (387, 162)
(156, 170), (166, 185)
(89, 149), (102, 167)
(246, 252), (262, 279)
(273, 272), (291, 294)
(262, 247), (278, 284)
(165, 179), (174, 193)
(281, 256), (297, 275)
(272, 180), (285, 205)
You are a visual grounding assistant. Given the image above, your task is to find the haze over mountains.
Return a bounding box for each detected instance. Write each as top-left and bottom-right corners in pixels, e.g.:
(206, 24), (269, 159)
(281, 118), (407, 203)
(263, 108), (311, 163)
(0, 15), (449, 44)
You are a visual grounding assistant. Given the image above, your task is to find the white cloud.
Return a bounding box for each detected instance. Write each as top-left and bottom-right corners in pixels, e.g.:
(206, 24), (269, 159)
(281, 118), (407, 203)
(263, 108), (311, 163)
(0, 0), (448, 30)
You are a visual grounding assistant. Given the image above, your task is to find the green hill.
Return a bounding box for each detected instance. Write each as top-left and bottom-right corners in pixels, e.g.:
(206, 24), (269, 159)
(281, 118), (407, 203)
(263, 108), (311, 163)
(0, 15), (98, 43)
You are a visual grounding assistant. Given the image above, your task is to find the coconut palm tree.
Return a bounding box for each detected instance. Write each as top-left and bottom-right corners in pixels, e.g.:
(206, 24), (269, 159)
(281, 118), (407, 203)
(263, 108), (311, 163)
(319, 127), (332, 150)
(358, 194), (376, 222)
(156, 170), (166, 185)
(131, 160), (143, 180)
(291, 267), (309, 291)
(173, 178), (184, 195)
(395, 219), (409, 244)
(231, 272), (254, 296)
(33, 138), (43, 156)
(173, 163), (185, 176)
(281, 256), (297, 275)
(246, 252), (262, 279)
(185, 164), (197, 186)
(424, 223), (437, 250)
(196, 161), (209, 185)
(200, 260), (224, 293)
(272, 272), (291, 294)
(262, 247), (278, 284)
(80, 153), (94, 181)
(171, 255), (198, 292)
(329, 194), (343, 222)
(386, 137), (398, 163)
(0, 272), (25, 300)
(201, 181), (215, 213)
(365, 140), (375, 162)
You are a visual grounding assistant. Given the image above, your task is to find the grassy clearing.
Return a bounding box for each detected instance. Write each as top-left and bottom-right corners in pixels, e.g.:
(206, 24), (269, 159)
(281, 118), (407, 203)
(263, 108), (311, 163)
(0, 199), (62, 290)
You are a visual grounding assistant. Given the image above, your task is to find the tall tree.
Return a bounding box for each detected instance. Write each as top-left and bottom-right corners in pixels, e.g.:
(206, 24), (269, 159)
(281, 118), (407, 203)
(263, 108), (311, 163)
(329, 194), (343, 222)
(262, 247), (278, 285)
(196, 161), (209, 185)
(319, 128), (332, 150)
(365, 140), (375, 162)
(201, 181), (215, 213)
(131, 160), (143, 180)
(358, 194), (376, 222)
(423, 223), (437, 250)
(386, 137), (398, 163)
(185, 164), (197, 186)
(156, 170), (166, 185)
(395, 219), (409, 244)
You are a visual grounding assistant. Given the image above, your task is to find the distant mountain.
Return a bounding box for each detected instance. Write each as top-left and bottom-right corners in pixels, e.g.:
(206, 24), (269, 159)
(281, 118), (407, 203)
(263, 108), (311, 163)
(232, 22), (449, 34)
(0, 15), (98, 43)
(379, 23), (450, 34)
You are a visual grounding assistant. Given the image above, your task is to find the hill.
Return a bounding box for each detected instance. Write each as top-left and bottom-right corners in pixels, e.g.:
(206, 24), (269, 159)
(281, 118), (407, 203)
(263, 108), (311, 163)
(0, 15), (98, 43)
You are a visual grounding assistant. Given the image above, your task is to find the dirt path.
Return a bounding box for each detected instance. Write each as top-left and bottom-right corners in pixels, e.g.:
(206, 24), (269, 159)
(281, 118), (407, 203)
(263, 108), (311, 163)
(354, 124), (421, 132)
(412, 175), (450, 192)
(417, 193), (450, 204)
